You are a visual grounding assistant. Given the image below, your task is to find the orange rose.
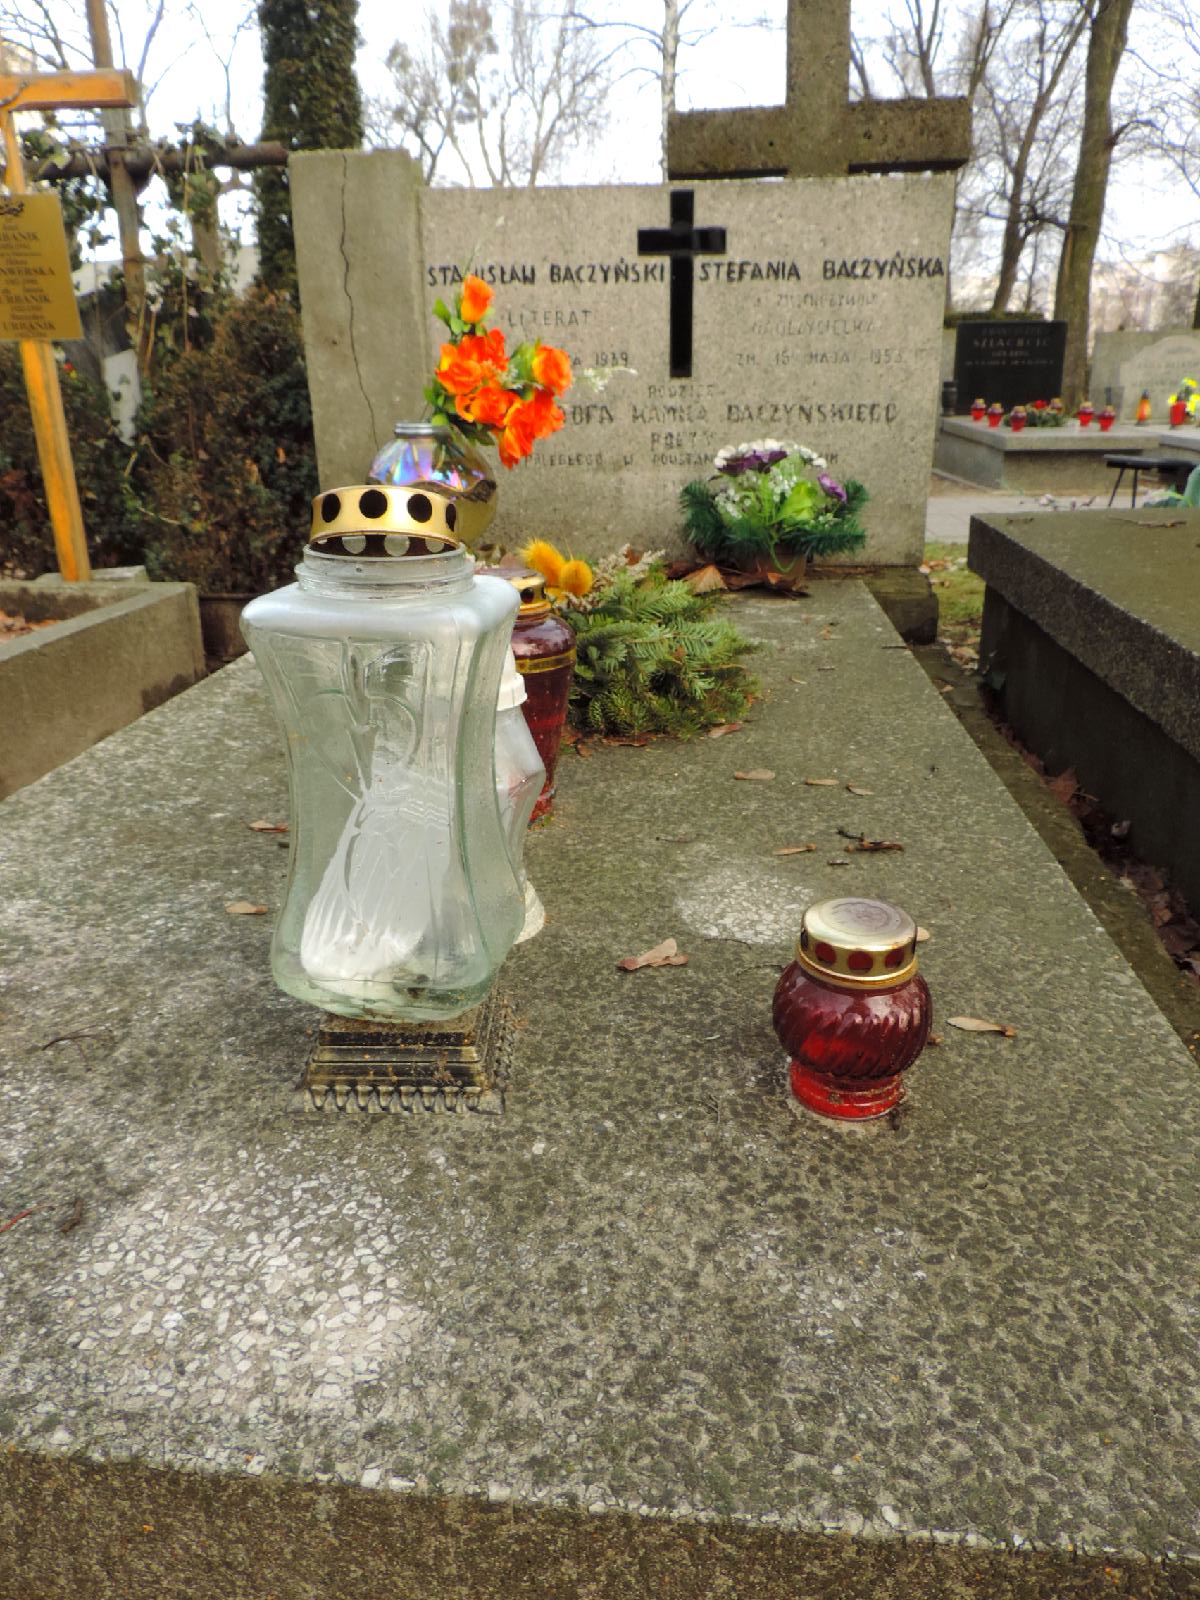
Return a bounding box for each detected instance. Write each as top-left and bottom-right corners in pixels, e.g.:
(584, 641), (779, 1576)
(498, 399), (538, 469)
(526, 386), (565, 440)
(531, 343), (572, 395)
(438, 345), (484, 397)
(459, 274), (494, 324)
(459, 383), (519, 429)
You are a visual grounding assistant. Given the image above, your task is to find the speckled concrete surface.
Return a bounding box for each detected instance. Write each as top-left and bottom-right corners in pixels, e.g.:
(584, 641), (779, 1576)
(969, 508), (1200, 761)
(2, 582), (1200, 1592)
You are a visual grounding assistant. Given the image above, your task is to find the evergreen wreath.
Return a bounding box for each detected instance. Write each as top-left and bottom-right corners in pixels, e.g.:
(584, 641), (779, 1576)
(564, 563), (758, 737)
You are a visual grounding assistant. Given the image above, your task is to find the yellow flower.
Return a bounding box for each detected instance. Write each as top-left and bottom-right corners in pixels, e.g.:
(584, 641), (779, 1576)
(559, 558), (594, 598)
(521, 539), (594, 601)
(522, 539), (566, 590)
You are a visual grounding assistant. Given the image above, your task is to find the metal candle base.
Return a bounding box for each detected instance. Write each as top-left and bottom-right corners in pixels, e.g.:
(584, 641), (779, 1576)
(299, 991), (512, 1114)
(788, 1060), (904, 1121)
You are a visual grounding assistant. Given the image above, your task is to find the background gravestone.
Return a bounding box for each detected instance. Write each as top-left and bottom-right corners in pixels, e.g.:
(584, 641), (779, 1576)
(952, 320), (1067, 413)
(1089, 329), (1200, 419)
(292, 152), (955, 566)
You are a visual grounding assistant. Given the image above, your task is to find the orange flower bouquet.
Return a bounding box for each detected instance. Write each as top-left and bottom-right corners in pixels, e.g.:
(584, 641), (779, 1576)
(425, 274), (573, 469)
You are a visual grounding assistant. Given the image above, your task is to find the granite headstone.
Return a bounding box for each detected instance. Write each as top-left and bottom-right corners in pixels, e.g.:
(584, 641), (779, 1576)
(952, 320), (1066, 413)
(290, 152), (955, 566)
(1089, 329), (1200, 420)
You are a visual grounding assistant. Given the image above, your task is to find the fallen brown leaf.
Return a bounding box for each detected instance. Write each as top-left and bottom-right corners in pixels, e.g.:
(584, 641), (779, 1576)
(926, 1033), (943, 1046)
(838, 829), (903, 853)
(804, 777), (838, 787)
(59, 1196), (84, 1235)
(818, 666), (837, 672)
(708, 722), (743, 739)
(916, 926), (931, 943)
(248, 820), (289, 833)
(605, 735), (650, 748)
(0, 1208), (36, 1235)
(616, 937), (690, 972)
(845, 784), (874, 796)
(789, 675), (806, 685)
(947, 1016), (1017, 1038)
(774, 844), (817, 856)
(1047, 768), (1078, 804)
(820, 626), (834, 640)
(225, 900), (268, 915)
(682, 563), (728, 595)
(734, 769), (775, 782)
(828, 858), (851, 867)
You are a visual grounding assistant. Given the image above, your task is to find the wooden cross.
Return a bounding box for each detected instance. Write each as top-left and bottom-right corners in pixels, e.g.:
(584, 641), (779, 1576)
(668, 0), (971, 180)
(1, 68), (137, 581)
(637, 190), (727, 379)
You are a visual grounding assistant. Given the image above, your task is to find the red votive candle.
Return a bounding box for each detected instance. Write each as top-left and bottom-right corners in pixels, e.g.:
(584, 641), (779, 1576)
(773, 897), (932, 1121)
(494, 570), (576, 822)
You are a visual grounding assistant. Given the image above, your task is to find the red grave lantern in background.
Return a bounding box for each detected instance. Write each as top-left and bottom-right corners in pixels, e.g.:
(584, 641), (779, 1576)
(489, 570), (576, 822)
(773, 898), (932, 1122)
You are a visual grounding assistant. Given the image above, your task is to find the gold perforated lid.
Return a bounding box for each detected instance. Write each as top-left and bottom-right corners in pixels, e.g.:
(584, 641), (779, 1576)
(309, 484), (465, 556)
(795, 897), (919, 989)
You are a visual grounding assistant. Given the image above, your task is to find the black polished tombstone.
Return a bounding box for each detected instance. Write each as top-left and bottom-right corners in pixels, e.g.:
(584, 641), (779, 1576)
(953, 320), (1067, 414)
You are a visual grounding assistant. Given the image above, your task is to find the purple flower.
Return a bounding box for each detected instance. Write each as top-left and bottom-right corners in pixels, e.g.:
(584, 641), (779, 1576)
(719, 447), (789, 476)
(819, 473), (847, 503)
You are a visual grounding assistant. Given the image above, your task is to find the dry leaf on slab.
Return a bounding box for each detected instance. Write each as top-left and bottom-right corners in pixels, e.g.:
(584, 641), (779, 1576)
(616, 937), (689, 972)
(774, 844), (817, 856)
(804, 777), (838, 787)
(225, 900), (268, 915)
(947, 1016), (1017, 1038)
(708, 722), (743, 739)
(820, 626), (834, 640)
(828, 858), (851, 867)
(838, 829), (904, 853)
(734, 769), (775, 782)
(605, 735), (650, 748)
(845, 784), (874, 796)
(248, 820), (288, 833)
(818, 666), (837, 672)
(916, 926), (931, 943)
(681, 563), (728, 595)
(926, 1033), (943, 1046)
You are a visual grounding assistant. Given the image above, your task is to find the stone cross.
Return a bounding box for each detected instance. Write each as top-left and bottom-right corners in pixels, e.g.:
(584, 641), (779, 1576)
(636, 189), (727, 378)
(668, 0), (971, 180)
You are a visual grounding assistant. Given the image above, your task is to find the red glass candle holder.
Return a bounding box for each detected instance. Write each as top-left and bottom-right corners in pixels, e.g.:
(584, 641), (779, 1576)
(1170, 399), (1188, 428)
(970, 399), (986, 423)
(772, 898), (932, 1122)
(986, 404), (1003, 429)
(1098, 407), (1115, 433)
(1009, 407), (1027, 433)
(1078, 401), (1094, 428)
(483, 570), (575, 822)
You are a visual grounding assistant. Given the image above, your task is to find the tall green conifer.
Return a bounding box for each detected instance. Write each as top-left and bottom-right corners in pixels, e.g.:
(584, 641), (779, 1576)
(255, 0), (364, 295)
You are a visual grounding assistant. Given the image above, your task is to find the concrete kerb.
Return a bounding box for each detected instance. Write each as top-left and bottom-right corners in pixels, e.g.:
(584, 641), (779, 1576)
(0, 578), (204, 798)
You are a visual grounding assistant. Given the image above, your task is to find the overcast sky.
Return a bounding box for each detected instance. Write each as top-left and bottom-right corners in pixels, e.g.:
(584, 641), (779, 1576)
(40, 0), (1200, 271)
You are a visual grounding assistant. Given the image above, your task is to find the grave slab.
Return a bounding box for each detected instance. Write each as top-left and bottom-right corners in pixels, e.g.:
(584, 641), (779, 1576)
(935, 415), (1199, 493)
(971, 506), (1200, 907)
(3, 584), (1200, 1598)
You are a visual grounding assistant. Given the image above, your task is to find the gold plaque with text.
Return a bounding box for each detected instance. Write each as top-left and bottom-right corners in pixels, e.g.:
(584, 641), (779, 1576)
(0, 192), (83, 342)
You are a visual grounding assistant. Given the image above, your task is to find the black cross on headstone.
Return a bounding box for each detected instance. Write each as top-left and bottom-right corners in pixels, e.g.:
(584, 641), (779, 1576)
(637, 189), (727, 379)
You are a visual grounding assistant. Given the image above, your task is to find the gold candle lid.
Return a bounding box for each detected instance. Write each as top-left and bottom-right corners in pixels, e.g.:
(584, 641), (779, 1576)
(795, 898), (919, 990)
(309, 485), (465, 556)
(506, 568), (551, 616)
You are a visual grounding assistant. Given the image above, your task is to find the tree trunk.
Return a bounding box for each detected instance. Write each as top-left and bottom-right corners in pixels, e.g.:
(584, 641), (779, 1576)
(660, 0), (680, 181)
(990, 132), (1035, 313)
(84, 0), (148, 354)
(1193, 272), (1200, 330)
(1053, 0), (1136, 409)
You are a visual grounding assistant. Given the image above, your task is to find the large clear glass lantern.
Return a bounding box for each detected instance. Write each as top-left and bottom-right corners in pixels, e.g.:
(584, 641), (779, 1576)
(241, 484), (523, 1022)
